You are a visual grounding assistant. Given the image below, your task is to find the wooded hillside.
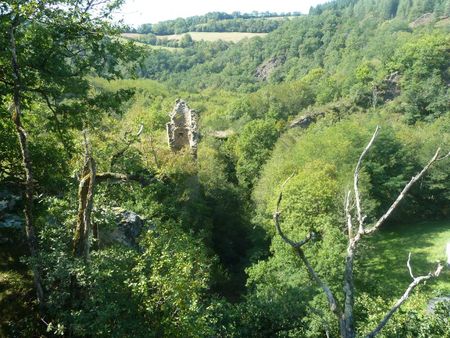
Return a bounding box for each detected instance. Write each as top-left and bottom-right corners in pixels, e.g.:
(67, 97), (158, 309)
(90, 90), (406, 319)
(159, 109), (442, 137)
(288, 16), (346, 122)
(1, 0), (449, 336)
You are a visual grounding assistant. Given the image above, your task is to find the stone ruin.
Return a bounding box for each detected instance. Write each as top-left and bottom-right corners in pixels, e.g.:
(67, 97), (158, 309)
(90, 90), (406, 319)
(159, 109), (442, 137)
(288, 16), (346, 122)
(166, 99), (198, 157)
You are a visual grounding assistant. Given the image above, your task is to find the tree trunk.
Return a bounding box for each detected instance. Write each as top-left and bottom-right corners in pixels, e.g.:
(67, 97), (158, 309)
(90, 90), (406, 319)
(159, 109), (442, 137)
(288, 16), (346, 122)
(9, 19), (45, 308)
(72, 153), (96, 259)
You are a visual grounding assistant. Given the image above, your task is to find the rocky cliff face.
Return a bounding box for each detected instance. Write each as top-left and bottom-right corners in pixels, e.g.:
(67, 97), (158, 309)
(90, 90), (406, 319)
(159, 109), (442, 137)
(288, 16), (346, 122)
(166, 99), (199, 157)
(255, 56), (285, 81)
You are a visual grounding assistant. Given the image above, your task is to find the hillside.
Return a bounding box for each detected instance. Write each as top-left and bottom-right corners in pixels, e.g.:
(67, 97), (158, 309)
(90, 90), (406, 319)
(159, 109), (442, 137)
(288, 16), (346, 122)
(1, 0), (449, 336)
(126, 11), (301, 35)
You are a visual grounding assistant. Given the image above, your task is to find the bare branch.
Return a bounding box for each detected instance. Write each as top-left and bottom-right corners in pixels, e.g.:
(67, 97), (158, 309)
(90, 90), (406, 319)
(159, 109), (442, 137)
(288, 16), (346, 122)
(436, 150), (450, 162)
(365, 148), (443, 235)
(345, 191), (353, 240)
(136, 123), (144, 137)
(406, 252), (414, 280)
(294, 246), (342, 318)
(274, 173), (342, 318)
(274, 128), (447, 338)
(109, 124), (144, 171)
(274, 173), (311, 248)
(354, 126), (380, 234)
(96, 172), (129, 182)
(366, 258), (443, 338)
(341, 126), (380, 338)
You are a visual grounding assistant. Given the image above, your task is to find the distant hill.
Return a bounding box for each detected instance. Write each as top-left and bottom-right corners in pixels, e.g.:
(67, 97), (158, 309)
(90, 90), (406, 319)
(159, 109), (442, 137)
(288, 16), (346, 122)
(124, 11), (301, 35)
(135, 0), (449, 93)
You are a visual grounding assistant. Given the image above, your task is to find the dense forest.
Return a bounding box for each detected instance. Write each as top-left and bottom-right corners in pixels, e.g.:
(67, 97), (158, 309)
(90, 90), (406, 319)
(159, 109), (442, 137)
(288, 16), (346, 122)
(1, 0), (449, 337)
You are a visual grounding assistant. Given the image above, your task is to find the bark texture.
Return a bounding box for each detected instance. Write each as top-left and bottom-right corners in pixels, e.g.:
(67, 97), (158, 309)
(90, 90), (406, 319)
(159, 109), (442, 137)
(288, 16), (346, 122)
(73, 133), (96, 259)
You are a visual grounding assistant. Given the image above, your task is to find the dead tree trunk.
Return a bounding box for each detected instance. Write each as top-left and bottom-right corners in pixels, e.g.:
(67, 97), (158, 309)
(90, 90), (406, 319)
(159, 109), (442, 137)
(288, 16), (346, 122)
(73, 132), (96, 260)
(274, 127), (448, 338)
(72, 132), (154, 259)
(9, 17), (45, 308)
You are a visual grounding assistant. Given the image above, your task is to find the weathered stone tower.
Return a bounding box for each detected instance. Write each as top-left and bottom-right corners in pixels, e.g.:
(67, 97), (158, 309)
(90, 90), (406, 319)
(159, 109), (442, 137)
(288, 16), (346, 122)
(166, 99), (198, 157)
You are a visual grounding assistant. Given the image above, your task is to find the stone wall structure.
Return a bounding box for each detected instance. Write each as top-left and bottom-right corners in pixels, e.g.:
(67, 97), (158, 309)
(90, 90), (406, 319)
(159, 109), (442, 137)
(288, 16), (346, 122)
(166, 99), (198, 156)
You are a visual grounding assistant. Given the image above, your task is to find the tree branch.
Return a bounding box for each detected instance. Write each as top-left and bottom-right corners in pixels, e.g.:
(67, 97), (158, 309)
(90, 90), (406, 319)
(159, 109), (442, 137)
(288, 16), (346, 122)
(109, 124), (144, 171)
(406, 252), (414, 279)
(366, 256), (443, 338)
(73, 131), (96, 259)
(294, 246), (342, 317)
(365, 147), (443, 235)
(345, 191), (353, 240)
(354, 126), (380, 234)
(274, 174), (342, 318)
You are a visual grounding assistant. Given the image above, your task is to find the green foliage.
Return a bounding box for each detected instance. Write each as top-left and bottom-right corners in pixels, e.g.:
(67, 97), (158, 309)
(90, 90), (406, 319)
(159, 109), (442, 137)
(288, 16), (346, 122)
(32, 188), (215, 337)
(129, 11), (298, 36)
(389, 34), (450, 122)
(255, 115), (450, 227)
(234, 119), (279, 188)
(246, 164), (345, 337)
(1, 0), (449, 336)
(356, 292), (450, 337)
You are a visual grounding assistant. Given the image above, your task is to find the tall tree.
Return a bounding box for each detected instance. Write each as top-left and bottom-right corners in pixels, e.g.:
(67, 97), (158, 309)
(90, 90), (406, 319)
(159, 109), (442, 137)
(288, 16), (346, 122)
(0, 0), (136, 308)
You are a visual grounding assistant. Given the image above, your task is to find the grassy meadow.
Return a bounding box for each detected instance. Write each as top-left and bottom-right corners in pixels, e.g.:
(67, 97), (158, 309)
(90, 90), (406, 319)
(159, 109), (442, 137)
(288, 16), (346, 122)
(160, 32), (267, 42)
(123, 32), (268, 43)
(357, 220), (450, 299)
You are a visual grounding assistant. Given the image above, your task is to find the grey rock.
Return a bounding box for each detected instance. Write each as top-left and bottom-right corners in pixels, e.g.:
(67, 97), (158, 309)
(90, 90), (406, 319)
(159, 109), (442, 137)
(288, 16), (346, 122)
(99, 208), (154, 249)
(373, 71), (401, 104)
(0, 214), (23, 229)
(255, 56), (285, 81)
(289, 111), (325, 129)
(409, 13), (434, 28)
(0, 189), (24, 229)
(427, 296), (450, 314)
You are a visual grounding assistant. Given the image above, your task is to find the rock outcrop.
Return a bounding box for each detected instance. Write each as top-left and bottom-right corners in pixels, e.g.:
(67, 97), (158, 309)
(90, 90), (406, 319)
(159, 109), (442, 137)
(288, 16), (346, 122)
(0, 189), (23, 230)
(98, 207), (155, 249)
(427, 296), (450, 314)
(255, 56), (285, 81)
(166, 99), (199, 157)
(289, 111), (325, 129)
(210, 129), (235, 139)
(409, 13), (434, 28)
(373, 71), (401, 104)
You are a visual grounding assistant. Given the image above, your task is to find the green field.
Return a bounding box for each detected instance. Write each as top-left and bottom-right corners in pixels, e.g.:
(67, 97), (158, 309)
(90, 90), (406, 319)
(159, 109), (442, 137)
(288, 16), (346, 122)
(122, 32), (267, 43)
(158, 32), (267, 42)
(118, 35), (181, 51)
(356, 220), (450, 299)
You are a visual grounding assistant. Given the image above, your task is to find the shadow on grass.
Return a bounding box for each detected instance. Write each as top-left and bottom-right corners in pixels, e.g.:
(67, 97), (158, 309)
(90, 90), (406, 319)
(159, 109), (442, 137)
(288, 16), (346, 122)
(355, 220), (450, 299)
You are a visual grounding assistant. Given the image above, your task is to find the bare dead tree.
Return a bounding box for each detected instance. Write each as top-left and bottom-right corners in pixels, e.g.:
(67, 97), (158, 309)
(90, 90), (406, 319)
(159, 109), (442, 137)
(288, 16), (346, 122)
(73, 131), (97, 259)
(73, 130), (156, 259)
(274, 126), (448, 338)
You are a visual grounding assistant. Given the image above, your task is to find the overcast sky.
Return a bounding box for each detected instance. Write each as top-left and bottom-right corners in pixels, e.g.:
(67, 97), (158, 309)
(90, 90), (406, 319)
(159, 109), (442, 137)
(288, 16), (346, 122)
(114, 0), (330, 26)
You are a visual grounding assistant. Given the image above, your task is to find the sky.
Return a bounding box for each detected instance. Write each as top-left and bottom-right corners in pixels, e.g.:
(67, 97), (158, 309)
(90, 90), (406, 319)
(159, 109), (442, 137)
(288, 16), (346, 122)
(114, 0), (330, 26)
